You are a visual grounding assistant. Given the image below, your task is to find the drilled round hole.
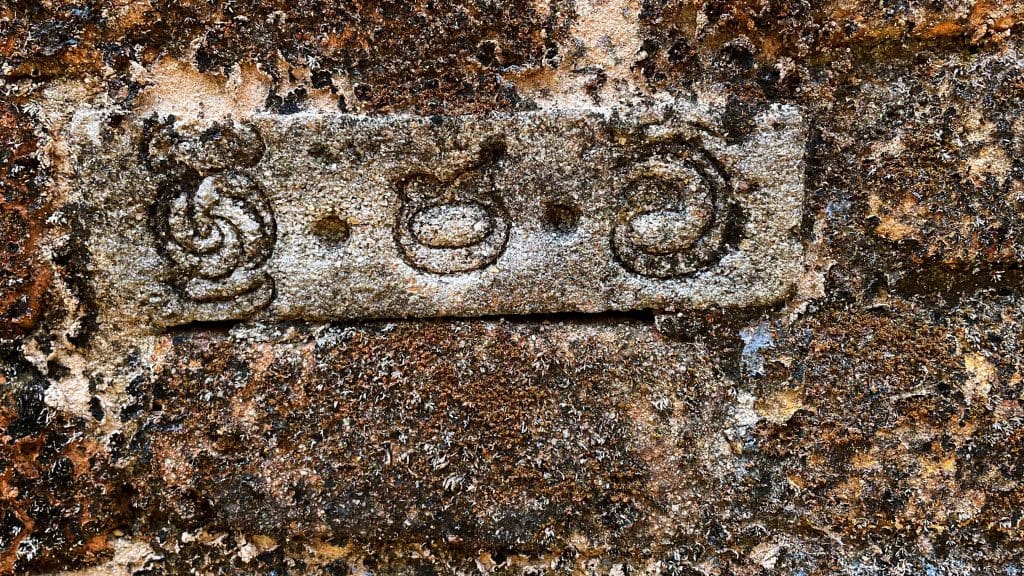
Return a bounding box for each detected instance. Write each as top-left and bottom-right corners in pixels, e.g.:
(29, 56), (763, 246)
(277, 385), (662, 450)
(542, 202), (580, 233)
(311, 213), (351, 242)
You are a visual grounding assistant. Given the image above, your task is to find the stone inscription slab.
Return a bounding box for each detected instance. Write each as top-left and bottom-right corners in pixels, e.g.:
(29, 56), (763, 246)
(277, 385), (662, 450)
(70, 102), (804, 328)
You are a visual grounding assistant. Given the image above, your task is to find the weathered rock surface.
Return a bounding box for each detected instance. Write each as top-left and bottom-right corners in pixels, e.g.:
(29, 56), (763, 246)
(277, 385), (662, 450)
(1, 1), (1024, 575)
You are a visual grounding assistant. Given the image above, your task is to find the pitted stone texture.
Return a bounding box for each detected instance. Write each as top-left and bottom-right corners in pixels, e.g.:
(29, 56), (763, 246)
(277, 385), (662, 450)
(70, 101), (804, 330)
(0, 105), (50, 341)
(127, 320), (736, 567)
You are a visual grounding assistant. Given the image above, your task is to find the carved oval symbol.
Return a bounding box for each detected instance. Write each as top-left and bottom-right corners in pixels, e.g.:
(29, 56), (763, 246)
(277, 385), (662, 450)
(411, 203), (494, 248)
(394, 161), (510, 275)
(625, 208), (711, 255)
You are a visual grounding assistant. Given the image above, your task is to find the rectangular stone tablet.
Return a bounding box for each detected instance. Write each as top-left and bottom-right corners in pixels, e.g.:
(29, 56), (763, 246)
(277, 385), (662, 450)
(70, 101), (805, 329)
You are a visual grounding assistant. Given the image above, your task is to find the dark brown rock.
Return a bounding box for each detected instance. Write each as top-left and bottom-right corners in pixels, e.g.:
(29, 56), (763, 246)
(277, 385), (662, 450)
(0, 357), (127, 574)
(0, 104), (50, 341)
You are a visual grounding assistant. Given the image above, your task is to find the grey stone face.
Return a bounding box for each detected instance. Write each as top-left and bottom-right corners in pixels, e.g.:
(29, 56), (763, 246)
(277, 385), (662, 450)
(70, 101), (804, 331)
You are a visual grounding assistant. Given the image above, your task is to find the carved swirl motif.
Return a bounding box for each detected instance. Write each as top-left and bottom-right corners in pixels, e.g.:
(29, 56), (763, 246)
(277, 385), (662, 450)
(145, 118), (276, 314)
(153, 172), (276, 307)
(612, 145), (732, 278)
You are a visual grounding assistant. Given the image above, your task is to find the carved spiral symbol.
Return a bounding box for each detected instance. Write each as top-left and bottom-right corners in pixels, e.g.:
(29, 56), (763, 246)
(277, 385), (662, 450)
(612, 145), (733, 278)
(153, 172), (276, 307)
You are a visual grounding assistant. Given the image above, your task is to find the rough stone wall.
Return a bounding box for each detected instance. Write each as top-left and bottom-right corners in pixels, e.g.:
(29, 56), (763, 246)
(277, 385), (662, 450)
(1, 1), (1023, 575)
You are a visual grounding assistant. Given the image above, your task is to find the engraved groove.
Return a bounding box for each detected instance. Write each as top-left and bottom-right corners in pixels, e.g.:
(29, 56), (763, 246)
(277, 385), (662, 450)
(611, 143), (733, 278)
(394, 140), (511, 275)
(77, 104), (804, 326)
(153, 172), (277, 308)
(145, 118), (277, 316)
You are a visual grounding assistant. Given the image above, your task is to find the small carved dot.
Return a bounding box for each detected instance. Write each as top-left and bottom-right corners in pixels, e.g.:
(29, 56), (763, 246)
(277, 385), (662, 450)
(542, 202), (580, 233)
(312, 214), (351, 242)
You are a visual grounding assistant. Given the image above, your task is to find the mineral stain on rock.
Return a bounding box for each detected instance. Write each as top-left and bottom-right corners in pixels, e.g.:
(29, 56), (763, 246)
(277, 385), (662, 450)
(0, 106), (50, 340)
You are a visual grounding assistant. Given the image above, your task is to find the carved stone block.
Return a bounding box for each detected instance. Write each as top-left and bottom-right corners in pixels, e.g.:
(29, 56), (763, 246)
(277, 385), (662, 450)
(70, 101), (804, 331)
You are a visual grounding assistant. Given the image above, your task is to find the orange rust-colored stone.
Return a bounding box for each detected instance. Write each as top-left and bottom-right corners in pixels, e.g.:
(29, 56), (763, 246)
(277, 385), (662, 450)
(920, 21), (965, 39)
(0, 105), (50, 340)
(0, 387), (122, 575)
(0, 202), (50, 338)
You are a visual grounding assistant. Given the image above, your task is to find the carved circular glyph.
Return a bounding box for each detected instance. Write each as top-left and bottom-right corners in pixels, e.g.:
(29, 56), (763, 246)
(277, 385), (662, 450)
(152, 172), (276, 305)
(612, 147), (732, 278)
(395, 172), (510, 275)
